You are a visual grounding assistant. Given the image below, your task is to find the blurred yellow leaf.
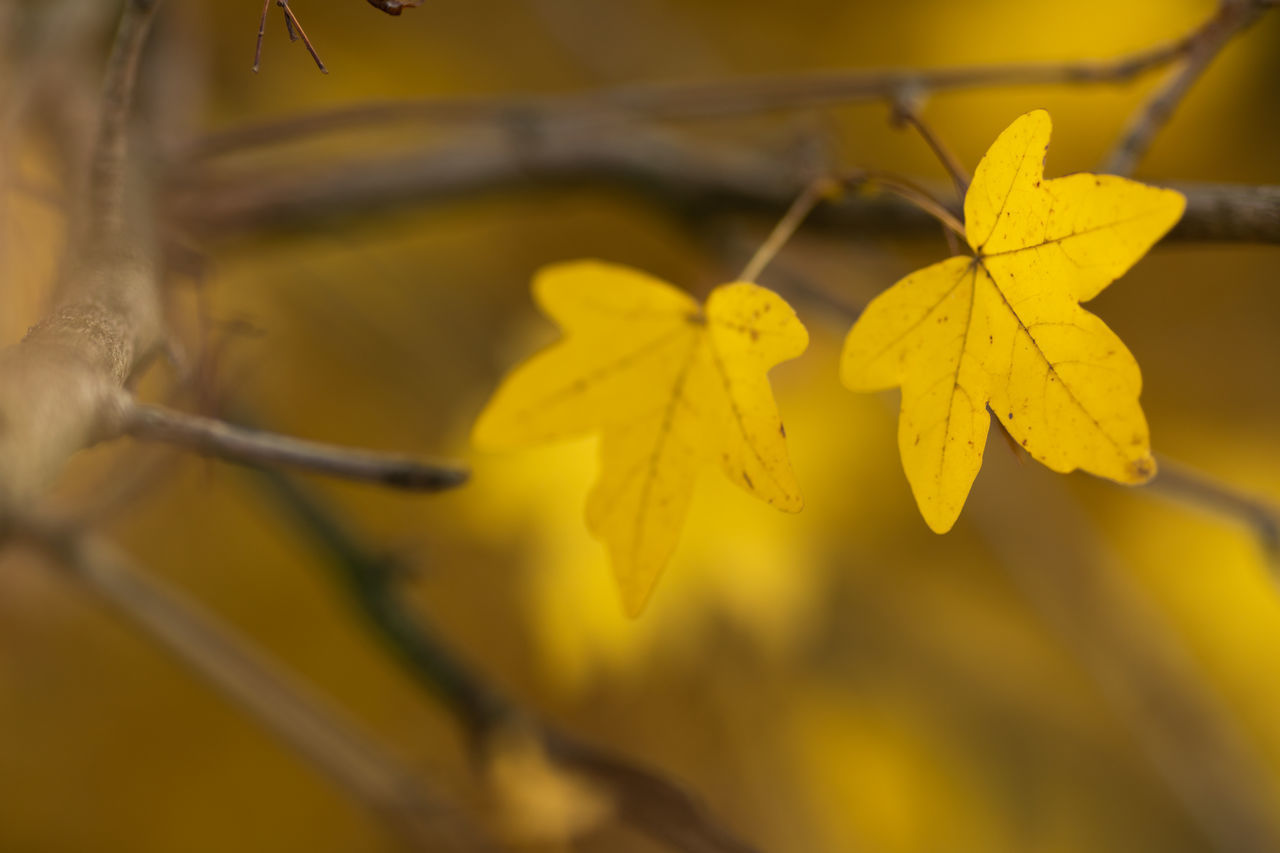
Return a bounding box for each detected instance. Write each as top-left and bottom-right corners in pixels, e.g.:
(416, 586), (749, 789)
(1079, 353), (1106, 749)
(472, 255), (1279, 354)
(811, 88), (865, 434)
(841, 110), (1184, 533)
(474, 260), (808, 615)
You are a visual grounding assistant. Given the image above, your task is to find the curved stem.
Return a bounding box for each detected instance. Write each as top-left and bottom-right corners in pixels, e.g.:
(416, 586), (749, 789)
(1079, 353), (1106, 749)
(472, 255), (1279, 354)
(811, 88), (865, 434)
(738, 176), (840, 283)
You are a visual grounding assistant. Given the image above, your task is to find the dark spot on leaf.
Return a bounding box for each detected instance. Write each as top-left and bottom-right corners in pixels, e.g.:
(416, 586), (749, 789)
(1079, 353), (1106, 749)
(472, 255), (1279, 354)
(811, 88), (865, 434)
(743, 471), (754, 489)
(1007, 412), (1014, 420)
(779, 423), (786, 438)
(749, 329), (759, 341)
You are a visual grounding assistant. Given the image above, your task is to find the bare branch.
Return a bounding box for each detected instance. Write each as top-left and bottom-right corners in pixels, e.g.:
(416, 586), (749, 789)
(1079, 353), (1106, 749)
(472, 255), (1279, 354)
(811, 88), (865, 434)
(1146, 454), (1280, 568)
(1103, 0), (1277, 176)
(252, 0), (270, 72)
(88, 0), (162, 247)
(174, 126), (1280, 245)
(889, 97), (970, 198)
(189, 16), (1206, 161)
(253, 0), (328, 74)
(0, 0), (165, 510)
(276, 1), (327, 74)
(7, 517), (481, 851)
(119, 399), (469, 492)
(256, 466), (761, 853)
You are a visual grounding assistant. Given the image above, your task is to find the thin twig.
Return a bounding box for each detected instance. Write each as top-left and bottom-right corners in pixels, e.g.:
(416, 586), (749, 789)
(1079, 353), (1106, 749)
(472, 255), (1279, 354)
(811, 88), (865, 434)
(191, 4), (1218, 161)
(889, 97), (970, 197)
(177, 123), (1280, 245)
(119, 399), (469, 491)
(252, 0), (328, 74)
(737, 168), (966, 284)
(850, 169), (967, 239)
(281, 2), (299, 42)
(8, 518), (479, 851)
(252, 0), (270, 72)
(277, 1), (327, 73)
(255, 465), (760, 853)
(1103, 0), (1276, 176)
(738, 176), (840, 283)
(1146, 454), (1280, 569)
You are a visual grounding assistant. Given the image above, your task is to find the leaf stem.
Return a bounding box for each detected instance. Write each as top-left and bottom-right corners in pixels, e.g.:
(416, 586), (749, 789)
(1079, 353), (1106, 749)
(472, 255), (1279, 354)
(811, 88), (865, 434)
(737, 176), (840, 283)
(739, 168), (968, 284)
(890, 97), (971, 197)
(855, 171), (968, 242)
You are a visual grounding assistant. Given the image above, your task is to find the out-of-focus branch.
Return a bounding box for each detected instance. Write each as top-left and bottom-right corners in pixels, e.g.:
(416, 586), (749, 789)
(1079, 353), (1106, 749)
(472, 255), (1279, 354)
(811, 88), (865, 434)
(174, 125), (1280, 245)
(119, 398), (469, 492)
(7, 517), (483, 851)
(255, 465), (760, 853)
(0, 0), (164, 510)
(1146, 454), (1280, 568)
(191, 4), (1216, 160)
(970, 455), (1280, 853)
(367, 0), (424, 15)
(889, 98), (970, 198)
(1103, 0), (1277, 176)
(88, 0), (160, 246)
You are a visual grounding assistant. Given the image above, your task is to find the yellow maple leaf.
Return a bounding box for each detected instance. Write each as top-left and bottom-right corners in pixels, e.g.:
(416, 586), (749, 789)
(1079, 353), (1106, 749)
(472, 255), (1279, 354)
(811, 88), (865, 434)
(473, 260), (809, 615)
(841, 110), (1185, 533)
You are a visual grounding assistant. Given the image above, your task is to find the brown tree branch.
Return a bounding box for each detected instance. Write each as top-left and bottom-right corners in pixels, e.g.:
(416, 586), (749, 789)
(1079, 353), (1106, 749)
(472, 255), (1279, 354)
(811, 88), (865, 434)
(7, 516), (483, 851)
(189, 10), (1209, 161)
(0, 0), (164, 511)
(256, 466), (760, 853)
(889, 97), (970, 197)
(119, 398), (469, 491)
(174, 126), (1280, 245)
(1145, 454), (1280, 568)
(276, 1), (328, 74)
(1103, 0), (1278, 176)
(87, 0), (160, 247)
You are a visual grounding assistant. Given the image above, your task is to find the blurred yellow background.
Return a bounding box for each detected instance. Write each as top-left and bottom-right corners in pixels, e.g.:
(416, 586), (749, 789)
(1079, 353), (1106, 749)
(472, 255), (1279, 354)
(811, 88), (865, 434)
(2, 0), (1279, 850)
